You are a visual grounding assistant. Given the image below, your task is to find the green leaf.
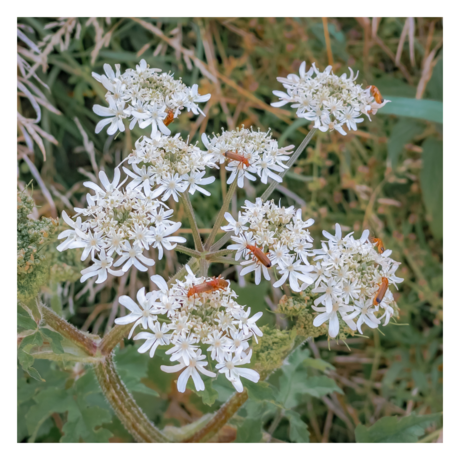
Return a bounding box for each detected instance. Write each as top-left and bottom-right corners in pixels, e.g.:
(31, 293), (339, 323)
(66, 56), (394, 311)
(18, 332), (44, 380)
(303, 357), (335, 372)
(39, 328), (65, 354)
(387, 119), (424, 168)
(188, 379), (219, 406)
(25, 368), (114, 443)
(420, 138), (443, 239)
(355, 413), (442, 443)
(379, 97), (443, 124)
(61, 406), (113, 443)
(115, 344), (159, 397)
(285, 410), (310, 443)
(235, 417), (263, 443)
(426, 57), (443, 101)
(17, 306), (37, 332)
(303, 376), (344, 398)
(245, 380), (278, 403)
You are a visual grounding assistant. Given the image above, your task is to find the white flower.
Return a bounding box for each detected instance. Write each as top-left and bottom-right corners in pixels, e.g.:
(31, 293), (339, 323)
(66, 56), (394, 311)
(240, 258), (271, 285)
(134, 322), (172, 358)
(273, 257), (315, 292)
(115, 287), (159, 338)
(221, 212), (249, 235)
(56, 211), (86, 251)
(313, 278), (342, 313)
(113, 241), (155, 272)
(228, 232), (256, 261)
(161, 350), (216, 393)
(152, 173), (188, 202)
(74, 228), (105, 261)
(205, 331), (231, 362)
(215, 350), (260, 392)
(233, 308), (263, 343)
(350, 299), (381, 334)
(123, 164), (154, 191)
(312, 300), (357, 338)
(255, 153), (284, 184)
(165, 334), (199, 366)
(79, 250), (124, 284)
(93, 96), (126, 135)
(149, 222), (186, 260)
(272, 62), (390, 135)
(92, 59), (210, 137)
(183, 171), (215, 196)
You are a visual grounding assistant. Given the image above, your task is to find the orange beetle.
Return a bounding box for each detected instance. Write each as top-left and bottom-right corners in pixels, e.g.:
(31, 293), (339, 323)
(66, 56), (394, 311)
(224, 151), (250, 168)
(246, 244), (272, 268)
(368, 85), (384, 104)
(373, 277), (389, 306)
(371, 236), (385, 254)
(187, 275), (229, 298)
(164, 109), (175, 127)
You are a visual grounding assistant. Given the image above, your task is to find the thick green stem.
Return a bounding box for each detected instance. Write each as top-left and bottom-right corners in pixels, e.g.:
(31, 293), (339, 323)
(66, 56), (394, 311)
(39, 303), (99, 356)
(211, 129), (317, 252)
(94, 354), (169, 443)
(99, 324), (131, 356)
(180, 193), (204, 252)
(205, 179), (238, 250)
(208, 256), (241, 266)
(206, 248), (234, 260)
(183, 390), (249, 443)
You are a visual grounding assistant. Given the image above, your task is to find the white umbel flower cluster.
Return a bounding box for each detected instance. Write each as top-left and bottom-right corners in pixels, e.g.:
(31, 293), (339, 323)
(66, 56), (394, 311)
(271, 62), (390, 135)
(223, 199), (316, 291)
(310, 224), (403, 338)
(56, 168), (185, 282)
(92, 59), (210, 137)
(202, 127), (294, 188)
(114, 267), (262, 393)
(124, 132), (217, 201)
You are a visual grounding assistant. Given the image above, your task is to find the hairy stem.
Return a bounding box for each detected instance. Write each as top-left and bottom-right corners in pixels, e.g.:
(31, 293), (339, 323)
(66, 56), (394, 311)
(205, 179), (238, 250)
(206, 248), (234, 259)
(180, 193), (204, 252)
(183, 390), (249, 443)
(99, 324), (131, 356)
(175, 244), (201, 258)
(94, 354), (169, 443)
(211, 128), (317, 252)
(39, 302), (99, 356)
(208, 256), (241, 265)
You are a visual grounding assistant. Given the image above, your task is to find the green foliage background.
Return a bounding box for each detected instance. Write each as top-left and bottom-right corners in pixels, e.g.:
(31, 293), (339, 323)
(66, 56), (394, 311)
(17, 17), (443, 443)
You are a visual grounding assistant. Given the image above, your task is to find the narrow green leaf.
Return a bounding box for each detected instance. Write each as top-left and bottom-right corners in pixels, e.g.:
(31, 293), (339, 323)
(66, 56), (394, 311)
(387, 119), (424, 168)
(379, 97), (443, 124)
(355, 413), (442, 443)
(420, 138), (443, 239)
(17, 306), (38, 332)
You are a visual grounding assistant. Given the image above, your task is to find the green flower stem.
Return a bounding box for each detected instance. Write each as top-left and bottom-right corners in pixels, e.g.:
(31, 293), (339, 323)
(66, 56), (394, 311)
(99, 324), (132, 356)
(211, 128), (317, 252)
(94, 354), (169, 443)
(205, 248), (234, 260)
(199, 258), (209, 277)
(175, 244), (201, 258)
(204, 179), (238, 251)
(39, 302), (99, 356)
(180, 193), (204, 253)
(207, 256), (241, 265)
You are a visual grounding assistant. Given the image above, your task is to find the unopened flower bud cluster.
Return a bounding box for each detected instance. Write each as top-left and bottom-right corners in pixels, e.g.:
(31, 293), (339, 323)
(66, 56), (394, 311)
(124, 132), (218, 201)
(115, 267), (262, 393)
(271, 62), (390, 135)
(224, 199), (316, 291)
(56, 168), (185, 283)
(310, 224), (403, 338)
(202, 127), (294, 188)
(92, 59), (210, 137)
